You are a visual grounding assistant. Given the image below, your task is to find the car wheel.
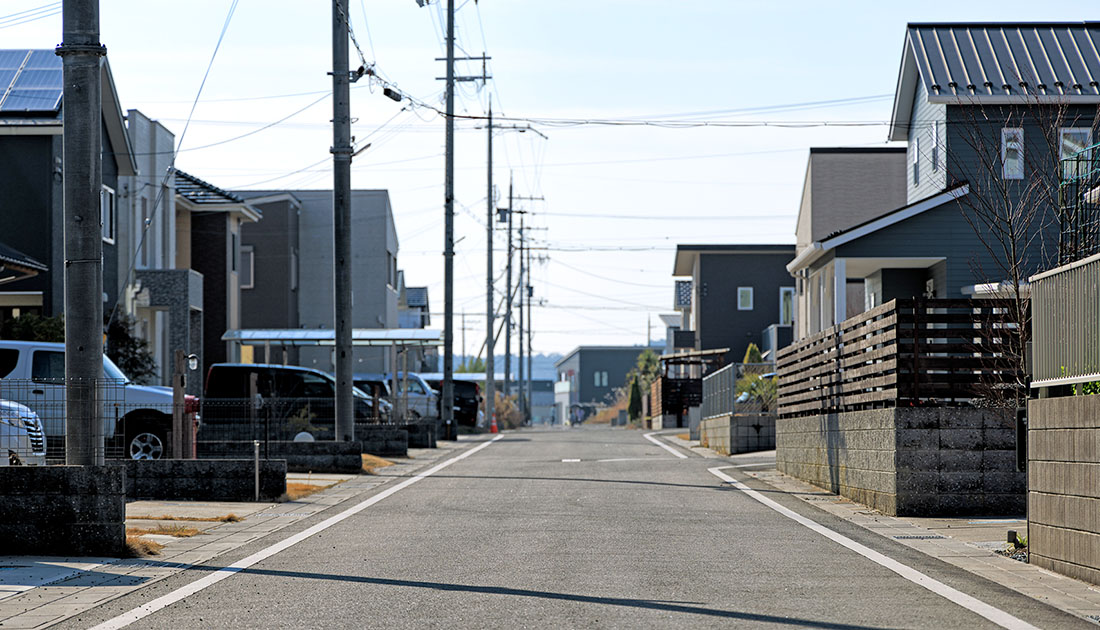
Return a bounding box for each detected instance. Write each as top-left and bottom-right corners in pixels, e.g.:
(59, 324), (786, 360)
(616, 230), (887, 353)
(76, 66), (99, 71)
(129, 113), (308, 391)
(126, 418), (168, 460)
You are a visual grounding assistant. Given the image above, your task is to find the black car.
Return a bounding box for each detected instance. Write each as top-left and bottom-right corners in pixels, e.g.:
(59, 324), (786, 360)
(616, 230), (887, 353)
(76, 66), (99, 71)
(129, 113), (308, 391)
(425, 379), (482, 427)
(203, 363), (390, 440)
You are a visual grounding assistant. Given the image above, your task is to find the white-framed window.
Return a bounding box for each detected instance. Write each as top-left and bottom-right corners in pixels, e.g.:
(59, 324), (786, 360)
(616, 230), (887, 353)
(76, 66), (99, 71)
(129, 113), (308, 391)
(779, 287), (795, 326)
(1060, 127), (1093, 179)
(737, 287), (754, 311)
(100, 185), (116, 243)
(240, 245), (254, 290)
(1002, 128), (1024, 180)
(593, 371), (608, 387)
(931, 123), (939, 171)
(912, 136), (920, 186)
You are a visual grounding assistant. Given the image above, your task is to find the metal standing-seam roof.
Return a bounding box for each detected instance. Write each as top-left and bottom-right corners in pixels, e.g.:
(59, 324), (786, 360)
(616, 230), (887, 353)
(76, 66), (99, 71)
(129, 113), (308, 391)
(890, 23), (1100, 140)
(405, 287), (429, 308)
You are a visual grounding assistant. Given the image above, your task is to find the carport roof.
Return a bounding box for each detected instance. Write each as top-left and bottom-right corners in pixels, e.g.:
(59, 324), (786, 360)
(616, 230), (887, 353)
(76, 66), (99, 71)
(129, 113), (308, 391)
(222, 328), (443, 347)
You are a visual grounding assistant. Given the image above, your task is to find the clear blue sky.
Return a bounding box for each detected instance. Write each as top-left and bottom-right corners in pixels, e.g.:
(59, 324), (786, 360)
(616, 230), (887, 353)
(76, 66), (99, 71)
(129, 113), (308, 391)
(4, 1), (1096, 354)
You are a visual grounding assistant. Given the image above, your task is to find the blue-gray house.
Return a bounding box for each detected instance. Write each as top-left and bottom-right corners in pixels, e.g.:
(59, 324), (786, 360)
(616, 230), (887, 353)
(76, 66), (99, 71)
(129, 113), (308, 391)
(789, 23), (1100, 339)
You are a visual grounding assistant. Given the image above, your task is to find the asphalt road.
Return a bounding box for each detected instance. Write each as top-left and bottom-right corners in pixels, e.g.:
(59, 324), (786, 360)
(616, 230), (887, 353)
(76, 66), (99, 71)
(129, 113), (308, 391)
(67, 426), (1087, 629)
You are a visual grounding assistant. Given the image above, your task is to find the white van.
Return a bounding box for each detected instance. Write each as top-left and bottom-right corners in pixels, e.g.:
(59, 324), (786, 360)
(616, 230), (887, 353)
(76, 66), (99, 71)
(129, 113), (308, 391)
(0, 399), (46, 465)
(0, 341), (178, 460)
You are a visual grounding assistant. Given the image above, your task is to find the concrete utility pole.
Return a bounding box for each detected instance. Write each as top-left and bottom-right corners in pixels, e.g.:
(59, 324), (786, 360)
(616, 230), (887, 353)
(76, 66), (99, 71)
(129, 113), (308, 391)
(526, 237), (533, 424)
(503, 176), (513, 401)
(58, 0), (106, 465)
(485, 99), (495, 428)
(440, 0), (457, 440)
(518, 213), (525, 420)
(332, 0), (354, 442)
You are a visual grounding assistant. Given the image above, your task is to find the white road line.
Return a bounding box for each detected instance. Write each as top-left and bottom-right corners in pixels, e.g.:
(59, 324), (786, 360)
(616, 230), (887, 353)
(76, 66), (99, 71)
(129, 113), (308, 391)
(91, 436), (504, 630)
(707, 466), (1039, 630)
(596, 457), (676, 463)
(726, 462), (773, 468)
(643, 431), (688, 459)
(561, 458), (581, 462)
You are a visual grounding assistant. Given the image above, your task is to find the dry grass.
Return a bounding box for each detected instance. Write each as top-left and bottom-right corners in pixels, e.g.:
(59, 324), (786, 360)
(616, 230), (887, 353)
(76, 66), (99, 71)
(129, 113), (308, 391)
(587, 398), (628, 425)
(127, 513), (242, 523)
(676, 433), (690, 441)
(126, 524), (202, 538)
(281, 482), (332, 501)
(362, 454), (395, 475)
(124, 535), (164, 557)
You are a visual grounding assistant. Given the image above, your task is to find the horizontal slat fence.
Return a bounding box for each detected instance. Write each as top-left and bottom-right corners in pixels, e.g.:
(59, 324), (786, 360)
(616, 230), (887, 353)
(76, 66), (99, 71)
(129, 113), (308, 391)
(777, 299), (1025, 418)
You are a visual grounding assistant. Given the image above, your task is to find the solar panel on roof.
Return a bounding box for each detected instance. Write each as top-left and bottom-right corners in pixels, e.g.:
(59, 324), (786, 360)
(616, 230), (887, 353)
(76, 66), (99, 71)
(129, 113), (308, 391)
(1, 89), (62, 112)
(23, 50), (59, 69)
(12, 70), (61, 90)
(0, 51), (28, 70)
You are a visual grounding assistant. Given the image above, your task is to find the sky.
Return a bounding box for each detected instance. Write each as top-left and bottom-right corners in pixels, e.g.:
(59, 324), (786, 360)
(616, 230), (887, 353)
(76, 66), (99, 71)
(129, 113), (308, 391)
(3, 1), (1097, 356)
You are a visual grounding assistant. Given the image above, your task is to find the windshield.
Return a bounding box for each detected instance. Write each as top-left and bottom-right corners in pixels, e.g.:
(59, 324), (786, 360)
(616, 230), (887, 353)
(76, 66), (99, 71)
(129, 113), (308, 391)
(102, 356), (129, 382)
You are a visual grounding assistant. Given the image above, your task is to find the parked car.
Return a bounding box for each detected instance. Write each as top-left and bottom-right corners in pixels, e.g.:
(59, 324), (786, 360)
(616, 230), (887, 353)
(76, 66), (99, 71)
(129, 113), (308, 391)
(352, 375), (391, 403)
(203, 364), (391, 441)
(0, 399), (45, 466)
(356, 372), (438, 420)
(0, 340), (183, 460)
(424, 378), (482, 427)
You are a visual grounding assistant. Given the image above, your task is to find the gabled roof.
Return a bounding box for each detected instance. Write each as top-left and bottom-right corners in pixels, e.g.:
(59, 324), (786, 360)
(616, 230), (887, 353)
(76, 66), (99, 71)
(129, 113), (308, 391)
(175, 169), (262, 221)
(890, 23), (1100, 140)
(788, 183), (969, 273)
(405, 287), (429, 308)
(0, 240), (47, 285)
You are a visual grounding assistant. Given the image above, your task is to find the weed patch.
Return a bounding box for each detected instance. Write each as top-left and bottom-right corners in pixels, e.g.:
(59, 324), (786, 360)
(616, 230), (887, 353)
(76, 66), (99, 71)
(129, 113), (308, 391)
(126, 524), (201, 538)
(281, 482), (334, 501)
(124, 535), (164, 557)
(127, 513), (243, 523)
(362, 454), (395, 474)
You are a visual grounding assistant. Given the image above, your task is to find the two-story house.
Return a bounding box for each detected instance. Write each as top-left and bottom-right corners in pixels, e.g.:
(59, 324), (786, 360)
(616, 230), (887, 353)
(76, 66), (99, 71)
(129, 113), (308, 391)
(788, 23), (1100, 339)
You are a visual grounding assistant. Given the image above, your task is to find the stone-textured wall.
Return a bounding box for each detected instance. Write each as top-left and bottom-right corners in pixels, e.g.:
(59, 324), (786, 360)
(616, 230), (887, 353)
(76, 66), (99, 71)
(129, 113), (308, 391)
(402, 421), (436, 449)
(777, 408), (1022, 516)
(700, 414), (776, 455)
(199, 441), (364, 473)
(124, 459), (287, 501)
(0, 466), (125, 556)
(358, 426), (408, 458)
(1029, 396), (1100, 585)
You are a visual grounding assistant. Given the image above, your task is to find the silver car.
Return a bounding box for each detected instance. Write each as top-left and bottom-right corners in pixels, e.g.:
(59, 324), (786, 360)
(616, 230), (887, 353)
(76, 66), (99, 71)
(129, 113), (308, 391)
(0, 399), (46, 466)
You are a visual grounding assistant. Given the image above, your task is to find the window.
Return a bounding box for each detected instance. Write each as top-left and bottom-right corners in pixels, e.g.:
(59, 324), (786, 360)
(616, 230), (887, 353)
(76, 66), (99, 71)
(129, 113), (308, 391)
(912, 136), (920, 186)
(240, 246), (254, 289)
(140, 197), (149, 267)
(593, 371), (608, 387)
(932, 122), (941, 170)
(31, 351), (65, 382)
(737, 287), (753, 311)
(230, 232), (238, 273)
(1002, 128), (1024, 180)
(101, 186), (116, 242)
(1061, 128), (1093, 179)
(290, 249), (299, 291)
(779, 287), (795, 326)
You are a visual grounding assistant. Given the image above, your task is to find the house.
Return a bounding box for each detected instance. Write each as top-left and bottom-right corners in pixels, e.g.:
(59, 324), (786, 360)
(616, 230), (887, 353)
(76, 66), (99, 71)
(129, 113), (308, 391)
(672, 244), (796, 364)
(175, 171), (261, 367)
(397, 277), (435, 372)
(790, 23), (1100, 338)
(235, 189), (399, 373)
(554, 345), (646, 423)
(0, 49), (136, 318)
(0, 242), (47, 323)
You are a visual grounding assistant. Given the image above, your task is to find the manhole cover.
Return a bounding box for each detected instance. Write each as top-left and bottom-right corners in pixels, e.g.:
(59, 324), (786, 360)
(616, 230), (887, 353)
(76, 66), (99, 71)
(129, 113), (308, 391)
(893, 535), (946, 540)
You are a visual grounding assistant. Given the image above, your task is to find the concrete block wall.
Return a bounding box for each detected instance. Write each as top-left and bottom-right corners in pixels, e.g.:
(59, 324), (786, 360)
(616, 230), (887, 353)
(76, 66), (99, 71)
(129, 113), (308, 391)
(700, 414), (776, 455)
(1029, 396), (1100, 585)
(124, 460), (287, 501)
(358, 425), (408, 457)
(777, 408), (1023, 516)
(0, 466), (125, 556)
(199, 441), (364, 473)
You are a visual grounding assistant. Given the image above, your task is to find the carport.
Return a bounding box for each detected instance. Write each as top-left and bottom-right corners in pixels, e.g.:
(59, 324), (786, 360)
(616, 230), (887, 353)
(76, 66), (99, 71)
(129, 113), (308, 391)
(221, 329), (444, 418)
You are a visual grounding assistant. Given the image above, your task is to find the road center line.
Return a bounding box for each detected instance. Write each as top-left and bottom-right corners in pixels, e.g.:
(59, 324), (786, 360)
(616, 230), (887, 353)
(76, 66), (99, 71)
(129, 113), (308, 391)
(643, 431), (688, 459)
(707, 466), (1038, 630)
(90, 435), (504, 630)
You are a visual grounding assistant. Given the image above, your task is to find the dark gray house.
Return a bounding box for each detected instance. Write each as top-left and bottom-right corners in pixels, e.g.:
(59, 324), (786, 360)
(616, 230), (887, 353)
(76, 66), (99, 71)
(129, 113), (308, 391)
(789, 23), (1100, 339)
(554, 345), (647, 423)
(0, 49), (136, 318)
(672, 244), (796, 365)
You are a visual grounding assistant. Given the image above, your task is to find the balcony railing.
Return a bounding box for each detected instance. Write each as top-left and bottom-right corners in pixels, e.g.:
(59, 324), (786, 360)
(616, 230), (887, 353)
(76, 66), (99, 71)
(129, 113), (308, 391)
(776, 299), (1026, 418)
(1031, 253), (1100, 388)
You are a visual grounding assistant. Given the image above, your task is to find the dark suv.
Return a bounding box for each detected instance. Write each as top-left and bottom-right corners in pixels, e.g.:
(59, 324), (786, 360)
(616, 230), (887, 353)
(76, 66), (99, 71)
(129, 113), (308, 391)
(203, 363), (390, 440)
(425, 379), (482, 427)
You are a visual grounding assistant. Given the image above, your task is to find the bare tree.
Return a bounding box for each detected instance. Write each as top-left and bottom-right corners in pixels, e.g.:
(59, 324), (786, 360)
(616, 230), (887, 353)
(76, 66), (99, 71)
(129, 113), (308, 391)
(946, 93), (1100, 406)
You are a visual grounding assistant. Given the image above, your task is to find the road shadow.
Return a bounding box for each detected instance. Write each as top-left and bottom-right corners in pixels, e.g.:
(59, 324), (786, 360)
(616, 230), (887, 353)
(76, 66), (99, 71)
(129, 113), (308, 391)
(139, 563), (891, 629)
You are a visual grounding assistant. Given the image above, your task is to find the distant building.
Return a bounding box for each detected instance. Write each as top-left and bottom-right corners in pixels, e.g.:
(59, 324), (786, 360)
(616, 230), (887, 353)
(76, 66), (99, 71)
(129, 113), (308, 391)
(554, 345), (647, 424)
(672, 244), (796, 365)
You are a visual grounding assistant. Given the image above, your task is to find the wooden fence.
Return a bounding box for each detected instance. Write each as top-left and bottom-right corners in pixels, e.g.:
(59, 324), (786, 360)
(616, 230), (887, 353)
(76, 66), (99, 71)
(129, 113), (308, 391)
(776, 299), (1025, 418)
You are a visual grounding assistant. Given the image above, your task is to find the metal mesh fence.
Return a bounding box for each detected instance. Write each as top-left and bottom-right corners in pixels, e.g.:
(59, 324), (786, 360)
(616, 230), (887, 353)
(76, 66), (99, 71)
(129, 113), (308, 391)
(702, 363), (777, 419)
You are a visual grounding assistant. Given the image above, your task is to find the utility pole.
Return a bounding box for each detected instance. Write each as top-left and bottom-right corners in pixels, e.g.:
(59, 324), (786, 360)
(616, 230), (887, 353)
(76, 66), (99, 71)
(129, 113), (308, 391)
(59, 0), (105, 465)
(526, 235), (533, 425)
(485, 98), (495, 428)
(460, 311), (466, 369)
(441, 0), (456, 440)
(332, 0), (354, 443)
(517, 213), (525, 421)
(503, 176), (513, 402)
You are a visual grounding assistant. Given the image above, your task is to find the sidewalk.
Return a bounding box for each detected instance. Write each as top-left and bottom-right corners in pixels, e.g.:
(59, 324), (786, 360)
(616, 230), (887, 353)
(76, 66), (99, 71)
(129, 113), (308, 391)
(0, 438), (476, 630)
(662, 433), (1100, 625)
